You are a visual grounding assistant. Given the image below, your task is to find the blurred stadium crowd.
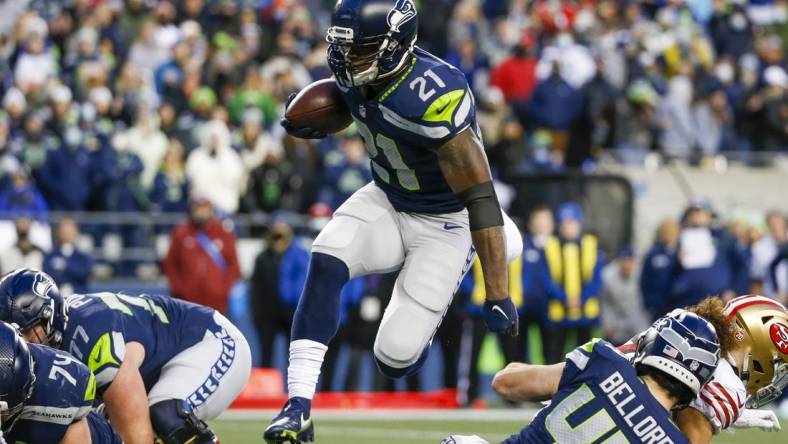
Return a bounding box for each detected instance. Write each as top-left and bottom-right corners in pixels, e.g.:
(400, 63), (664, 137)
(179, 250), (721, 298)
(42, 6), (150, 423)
(0, 0), (786, 403)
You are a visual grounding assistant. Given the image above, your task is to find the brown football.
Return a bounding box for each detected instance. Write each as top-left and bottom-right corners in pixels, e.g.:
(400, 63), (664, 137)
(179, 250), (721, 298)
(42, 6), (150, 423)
(285, 78), (352, 134)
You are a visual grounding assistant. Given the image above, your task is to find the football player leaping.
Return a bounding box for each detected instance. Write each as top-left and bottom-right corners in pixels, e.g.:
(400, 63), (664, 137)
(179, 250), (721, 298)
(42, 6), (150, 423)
(0, 321), (122, 444)
(0, 268), (252, 444)
(265, 0), (523, 442)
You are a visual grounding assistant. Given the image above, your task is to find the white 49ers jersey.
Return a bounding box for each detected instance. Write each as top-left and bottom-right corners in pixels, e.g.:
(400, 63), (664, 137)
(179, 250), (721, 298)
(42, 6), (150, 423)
(619, 343), (746, 433)
(690, 358), (747, 432)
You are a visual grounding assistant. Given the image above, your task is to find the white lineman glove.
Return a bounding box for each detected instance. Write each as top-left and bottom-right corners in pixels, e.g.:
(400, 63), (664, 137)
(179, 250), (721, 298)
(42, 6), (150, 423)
(731, 409), (782, 432)
(441, 435), (490, 444)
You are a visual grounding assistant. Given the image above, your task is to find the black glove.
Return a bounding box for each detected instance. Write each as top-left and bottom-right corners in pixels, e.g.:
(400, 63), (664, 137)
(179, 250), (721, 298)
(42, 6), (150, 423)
(280, 93), (327, 139)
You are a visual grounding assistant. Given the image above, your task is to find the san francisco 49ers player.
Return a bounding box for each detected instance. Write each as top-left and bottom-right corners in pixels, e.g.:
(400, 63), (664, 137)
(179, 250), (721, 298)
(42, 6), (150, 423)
(616, 296), (785, 442)
(672, 295), (787, 442)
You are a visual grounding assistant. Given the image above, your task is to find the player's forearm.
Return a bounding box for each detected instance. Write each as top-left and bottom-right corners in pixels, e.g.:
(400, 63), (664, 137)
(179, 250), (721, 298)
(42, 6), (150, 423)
(103, 344), (152, 444)
(471, 226), (508, 300)
(492, 362), (564, 402)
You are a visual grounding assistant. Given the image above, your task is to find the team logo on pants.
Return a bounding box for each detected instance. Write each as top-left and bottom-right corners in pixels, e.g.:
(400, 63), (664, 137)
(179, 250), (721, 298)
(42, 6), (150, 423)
(188, 327), (237, 406)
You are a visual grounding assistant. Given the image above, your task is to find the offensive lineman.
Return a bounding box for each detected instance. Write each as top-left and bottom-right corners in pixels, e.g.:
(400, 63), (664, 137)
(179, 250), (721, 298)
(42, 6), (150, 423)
(0, 321), (122, 444)
(266, 0), (523, 442)
(0, 268), (252, 444)
(491, 310), (725, 443)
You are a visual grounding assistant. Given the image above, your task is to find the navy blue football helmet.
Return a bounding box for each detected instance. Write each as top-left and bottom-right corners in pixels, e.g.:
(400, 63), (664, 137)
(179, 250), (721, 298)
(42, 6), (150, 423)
(326, 0), (418, 86)
(0, 269), (66, 348)
(0, 321), (35, 425)
(634, 309), (721, 396)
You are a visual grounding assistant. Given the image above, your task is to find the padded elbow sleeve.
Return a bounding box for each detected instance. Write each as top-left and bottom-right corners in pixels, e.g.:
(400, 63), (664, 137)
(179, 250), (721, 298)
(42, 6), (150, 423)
(457, 181), (503, 230)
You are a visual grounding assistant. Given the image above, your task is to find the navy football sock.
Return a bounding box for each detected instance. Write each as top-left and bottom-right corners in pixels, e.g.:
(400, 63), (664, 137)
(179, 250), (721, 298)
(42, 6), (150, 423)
(291, 252), (349, 345)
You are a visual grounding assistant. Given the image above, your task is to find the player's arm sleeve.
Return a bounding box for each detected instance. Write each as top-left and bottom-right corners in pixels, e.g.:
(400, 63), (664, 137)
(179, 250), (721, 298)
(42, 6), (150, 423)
(561, 338), (604, 386)
(692, 379), (747, 432)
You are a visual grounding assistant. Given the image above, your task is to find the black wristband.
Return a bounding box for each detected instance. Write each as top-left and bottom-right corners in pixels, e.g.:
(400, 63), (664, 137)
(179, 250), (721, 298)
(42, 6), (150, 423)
(457, 181), (504, 230)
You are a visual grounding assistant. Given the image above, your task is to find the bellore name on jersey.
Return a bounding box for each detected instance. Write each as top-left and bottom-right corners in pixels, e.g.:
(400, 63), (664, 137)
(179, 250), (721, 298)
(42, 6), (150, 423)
(599, 371), (677, 444)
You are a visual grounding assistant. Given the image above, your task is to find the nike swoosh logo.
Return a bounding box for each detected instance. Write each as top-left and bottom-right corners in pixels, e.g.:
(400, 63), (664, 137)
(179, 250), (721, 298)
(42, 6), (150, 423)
(300, 414), (312, 431)
(491, 305), (509, 320)
(444, 222), (463, 230)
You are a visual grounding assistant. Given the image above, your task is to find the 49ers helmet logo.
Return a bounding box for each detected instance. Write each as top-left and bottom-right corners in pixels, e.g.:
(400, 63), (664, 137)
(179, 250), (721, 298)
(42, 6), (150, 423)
(770, 323), (788, 354)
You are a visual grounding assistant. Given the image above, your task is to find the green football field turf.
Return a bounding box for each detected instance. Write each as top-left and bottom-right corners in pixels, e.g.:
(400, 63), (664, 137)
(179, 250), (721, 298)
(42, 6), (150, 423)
(211, 411), (788, 443)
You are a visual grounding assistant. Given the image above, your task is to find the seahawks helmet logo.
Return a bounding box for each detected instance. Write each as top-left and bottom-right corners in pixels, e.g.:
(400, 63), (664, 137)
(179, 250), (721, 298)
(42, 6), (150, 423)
(387, 0), (416, 32)
(32, 273), (53, 299)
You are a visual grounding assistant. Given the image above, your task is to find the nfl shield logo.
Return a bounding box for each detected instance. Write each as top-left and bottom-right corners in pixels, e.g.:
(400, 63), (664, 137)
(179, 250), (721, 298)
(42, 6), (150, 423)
(359, 105), (366, 118)
(690, 361), (700, 371)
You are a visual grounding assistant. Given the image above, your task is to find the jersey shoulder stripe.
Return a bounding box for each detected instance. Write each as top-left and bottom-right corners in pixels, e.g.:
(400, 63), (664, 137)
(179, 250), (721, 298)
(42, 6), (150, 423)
(380, 47), (475, 143)
(691, 359), (746, 432)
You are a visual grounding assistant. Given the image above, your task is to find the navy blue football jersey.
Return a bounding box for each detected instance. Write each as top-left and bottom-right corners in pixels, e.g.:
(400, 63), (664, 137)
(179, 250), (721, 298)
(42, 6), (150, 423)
(61, 292), (215, 394)
(505, 339), (690, 444)
(5, 343), (120, 444)
(338, 46), (478, 213)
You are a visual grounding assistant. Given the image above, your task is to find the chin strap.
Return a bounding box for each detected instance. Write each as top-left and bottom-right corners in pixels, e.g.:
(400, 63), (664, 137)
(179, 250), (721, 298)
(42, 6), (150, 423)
(747, 358), (788, 408)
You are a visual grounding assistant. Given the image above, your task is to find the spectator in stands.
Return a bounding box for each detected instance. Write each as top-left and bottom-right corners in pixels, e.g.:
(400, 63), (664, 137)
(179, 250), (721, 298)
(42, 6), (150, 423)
(601, 247), (649, 345)
(250, 221), (300, 368)
(185, 119), (244, 215)
(640, 219), (680, 320)
(126, 107), (169, 191)
(543, 202), (604, 364)
(771, 246), (788, 306)
(756, 66), (788, 152)
(17, 111), (54, 178)
(319, 136), (372, 210)
(0, 169), (48, 219)
(43, 217), (92, 296)
(163, 197), (240, 312)
(518, 205), (555, 363)
(490, 38), (538, 104)
(236, 107), (283, 178)
(0, 218), (44, 274)
(227, 67), (279, 128)
(445, 38), (490, 97)
(659, 74), (696, 158)
(150, 139), (189, 214)
(526, 62), (584, 163)
(13, 16), (57, 95)
(36, 126), (95, 211)
(752, 211), (787, 295)
(671, 201), (751, 307)
(614, 80), (660, 157)
(692, 87), (737, 155)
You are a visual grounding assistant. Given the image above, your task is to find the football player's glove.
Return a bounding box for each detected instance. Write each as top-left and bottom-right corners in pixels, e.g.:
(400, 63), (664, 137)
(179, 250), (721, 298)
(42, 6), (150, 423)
(482, 297), (519, 337)
(731, 408), (782, 432)
(280, 93), (327, 140)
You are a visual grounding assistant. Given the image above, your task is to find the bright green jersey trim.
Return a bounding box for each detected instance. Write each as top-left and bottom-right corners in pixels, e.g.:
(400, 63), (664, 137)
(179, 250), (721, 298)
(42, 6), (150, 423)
(84, 372), (97, 401)
(581, 337), (603, 353)
(88, 333), (119, 373)
(422, 89), (465, 124)
(378, 56), (418, 102)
